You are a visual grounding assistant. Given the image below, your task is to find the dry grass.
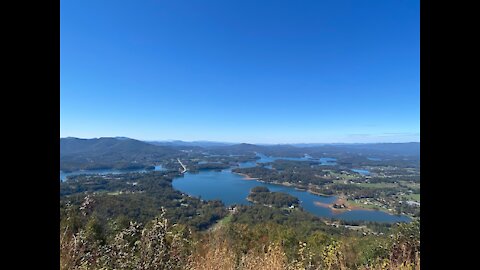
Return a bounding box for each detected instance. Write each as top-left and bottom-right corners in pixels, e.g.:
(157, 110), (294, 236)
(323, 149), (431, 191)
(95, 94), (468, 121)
(186, 239), (237, 270)
(60, 197), (420, 270)
(61, 229), (419, 270)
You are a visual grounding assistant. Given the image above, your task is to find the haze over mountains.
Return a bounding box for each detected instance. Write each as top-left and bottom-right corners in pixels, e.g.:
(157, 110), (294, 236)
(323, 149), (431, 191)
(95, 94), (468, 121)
(147, 140), (235, 148)
(61, 137), (419, 168)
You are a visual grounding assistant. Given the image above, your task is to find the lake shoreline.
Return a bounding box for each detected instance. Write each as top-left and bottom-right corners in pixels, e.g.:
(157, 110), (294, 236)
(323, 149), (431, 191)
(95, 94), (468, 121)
(234, 171), (396, 215)
(172, 165), (411, 222)
(236, 172), (335, 197)
(313, 196), (377, 214)
(233, 172), (259, 180)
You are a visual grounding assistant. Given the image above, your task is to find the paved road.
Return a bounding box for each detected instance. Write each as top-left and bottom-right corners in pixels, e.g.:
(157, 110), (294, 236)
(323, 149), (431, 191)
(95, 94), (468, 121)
(177, 158), (187, 173)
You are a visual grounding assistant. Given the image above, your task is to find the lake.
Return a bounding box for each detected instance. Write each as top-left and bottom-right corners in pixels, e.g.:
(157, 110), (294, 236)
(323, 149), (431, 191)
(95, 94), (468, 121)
(236, 153), (337, 168)
(173, 154), (410, 223)
(60, 154), (410, 223)
(351, 169), (371, 175)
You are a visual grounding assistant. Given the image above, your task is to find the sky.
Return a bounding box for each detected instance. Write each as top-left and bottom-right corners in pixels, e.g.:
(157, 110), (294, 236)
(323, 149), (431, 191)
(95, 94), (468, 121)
(60, 0), (419, 144)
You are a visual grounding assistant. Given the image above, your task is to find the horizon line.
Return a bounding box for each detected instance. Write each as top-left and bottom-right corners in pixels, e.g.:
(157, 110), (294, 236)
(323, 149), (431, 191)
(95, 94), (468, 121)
(60, 136), (420, 145)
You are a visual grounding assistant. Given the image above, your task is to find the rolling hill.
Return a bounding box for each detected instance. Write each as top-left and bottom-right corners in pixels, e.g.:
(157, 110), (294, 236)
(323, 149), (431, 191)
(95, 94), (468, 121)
(60, 137), (181, 171)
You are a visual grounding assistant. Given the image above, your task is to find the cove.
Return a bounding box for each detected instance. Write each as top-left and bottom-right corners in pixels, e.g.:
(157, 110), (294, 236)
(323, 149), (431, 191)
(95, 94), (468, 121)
(172, 158), (411, 223)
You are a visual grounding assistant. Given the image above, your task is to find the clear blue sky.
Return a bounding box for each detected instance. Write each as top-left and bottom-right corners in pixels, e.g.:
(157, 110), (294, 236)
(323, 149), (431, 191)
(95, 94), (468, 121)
(61, 0), (419, 144)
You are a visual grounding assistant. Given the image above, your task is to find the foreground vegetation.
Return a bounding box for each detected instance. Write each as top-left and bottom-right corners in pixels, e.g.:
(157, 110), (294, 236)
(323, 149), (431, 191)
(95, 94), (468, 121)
(61, 196), (419, 270)
(60, 172), (419, 269)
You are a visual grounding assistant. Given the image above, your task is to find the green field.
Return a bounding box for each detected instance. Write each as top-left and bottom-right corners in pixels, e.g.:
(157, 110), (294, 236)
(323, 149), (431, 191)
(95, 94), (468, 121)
(346, 199), (383, 211)
(218, 213), (233, 225)
(403, 193), (420, 202)
(355, 182), (398, 189)
(399, 181), (420, 189)
(210, 213), (233, 231)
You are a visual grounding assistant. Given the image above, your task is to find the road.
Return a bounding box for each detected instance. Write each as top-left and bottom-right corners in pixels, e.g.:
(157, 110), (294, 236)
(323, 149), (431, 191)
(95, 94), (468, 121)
(177, 158), (187, 173)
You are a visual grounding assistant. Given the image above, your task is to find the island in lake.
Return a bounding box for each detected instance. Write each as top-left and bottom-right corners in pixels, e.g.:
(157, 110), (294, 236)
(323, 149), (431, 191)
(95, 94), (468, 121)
(247, 186), (300, 208)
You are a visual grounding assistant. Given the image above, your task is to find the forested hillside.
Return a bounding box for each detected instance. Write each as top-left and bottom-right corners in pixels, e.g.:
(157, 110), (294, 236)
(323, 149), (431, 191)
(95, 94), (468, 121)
(60, 137), (181, 171)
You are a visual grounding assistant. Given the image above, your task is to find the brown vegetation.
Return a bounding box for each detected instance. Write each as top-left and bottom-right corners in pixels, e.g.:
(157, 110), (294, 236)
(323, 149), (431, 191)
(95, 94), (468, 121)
(60, 197), (420, 270)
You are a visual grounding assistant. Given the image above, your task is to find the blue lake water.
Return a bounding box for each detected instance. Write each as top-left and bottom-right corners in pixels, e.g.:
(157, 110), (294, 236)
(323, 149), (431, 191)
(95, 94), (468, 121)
(173, 157), (410, 223)
(60, 154), (410, 223)
(256, 153), (337, 165)
(351, 169), (371, 175)
(198, 161), (222, 164)
(236, 153), (337, 168)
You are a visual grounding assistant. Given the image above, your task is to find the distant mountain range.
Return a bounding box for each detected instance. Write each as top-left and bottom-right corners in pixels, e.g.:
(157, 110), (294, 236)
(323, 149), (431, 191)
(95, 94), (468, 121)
(146, 140), (236, 148)
(196, 141), (420, 157)
(60, 137), (419, 171)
